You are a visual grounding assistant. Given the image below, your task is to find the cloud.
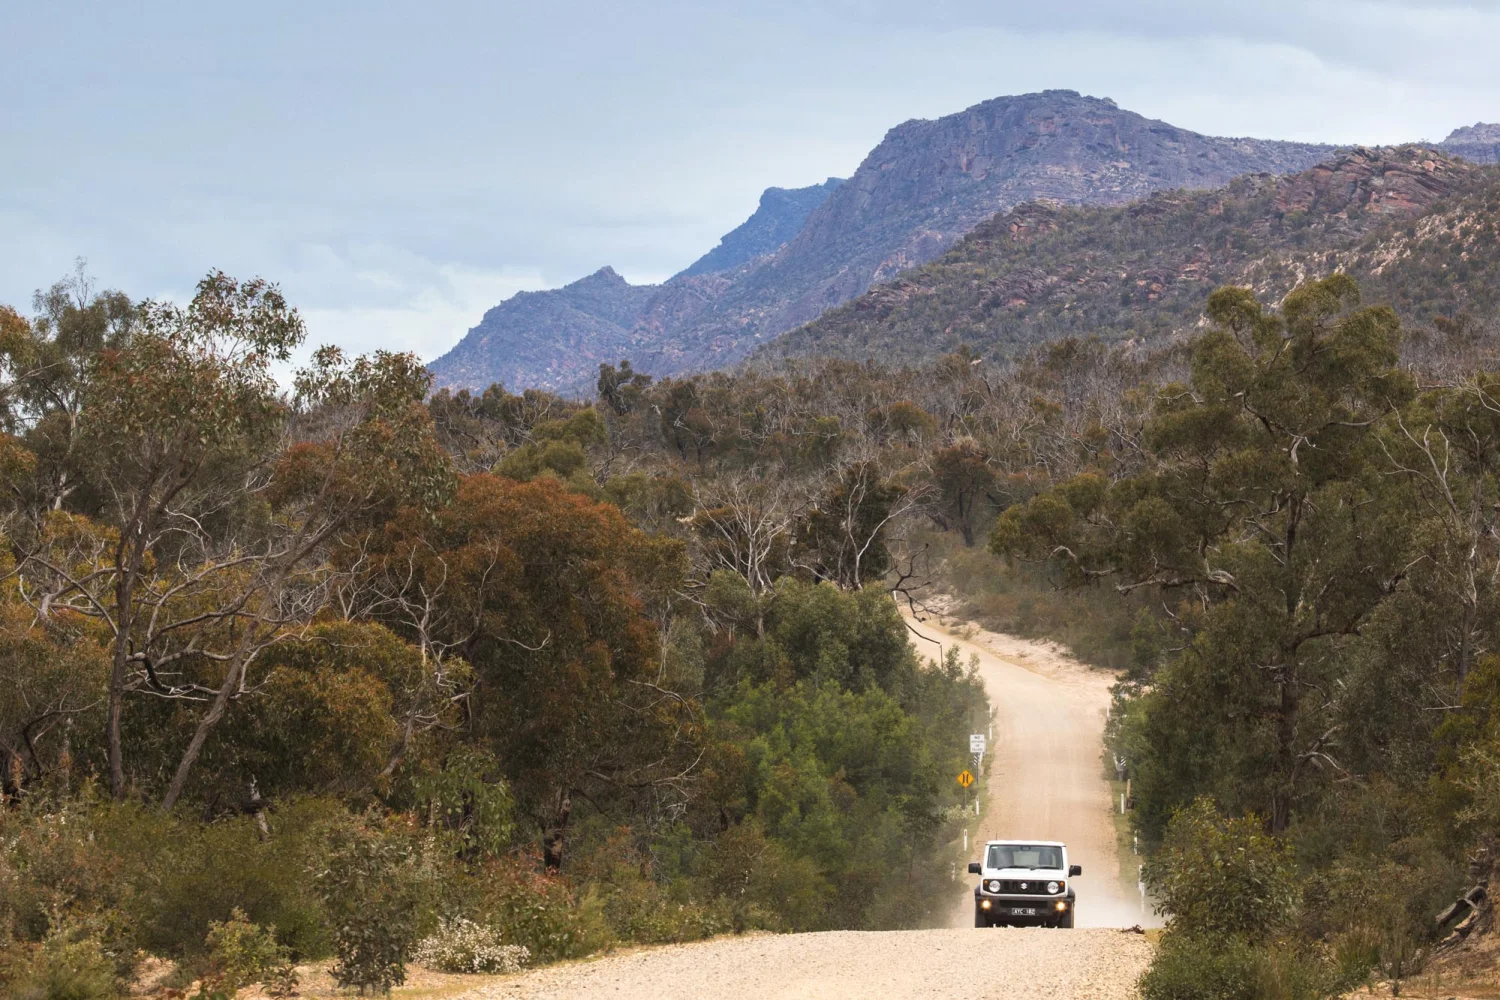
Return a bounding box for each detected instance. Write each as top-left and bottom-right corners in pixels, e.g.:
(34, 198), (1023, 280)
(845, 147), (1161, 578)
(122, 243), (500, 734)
(3, 0), (1497, 373)
(292, 256), (548, 362)
(260, 254), (548, 387)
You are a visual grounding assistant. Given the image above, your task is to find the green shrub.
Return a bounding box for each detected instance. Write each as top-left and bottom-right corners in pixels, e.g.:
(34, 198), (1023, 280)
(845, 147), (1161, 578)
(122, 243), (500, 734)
(0, 796), (126, 946)
(312, 823), (436, 995)
(197, 908), (297, 998)
(1314, 858), (1452, 991)
(1144, 799), (1297, 942)
(92, 797), (341, 960)
(565, 827), (733, 945)
(1138, 937), (1262, 1000)
(1139, 936), (1339, 1000)
(7, 920), (121, 1000)
(0, 795), (341, 962)
(1255, 943), (1342, 1000)
(473, 859), (612, 962)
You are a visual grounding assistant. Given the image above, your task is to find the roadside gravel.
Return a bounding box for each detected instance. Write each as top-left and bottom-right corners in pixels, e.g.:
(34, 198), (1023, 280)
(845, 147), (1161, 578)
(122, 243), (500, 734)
(454, 927), (1151, 1000)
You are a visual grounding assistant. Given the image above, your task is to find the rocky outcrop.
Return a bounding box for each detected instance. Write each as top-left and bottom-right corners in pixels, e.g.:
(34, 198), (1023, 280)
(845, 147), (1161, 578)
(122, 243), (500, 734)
(677, 179), (843, 278)
(1442, 123), (1500, 165)
(1274, 146), (1467, 216)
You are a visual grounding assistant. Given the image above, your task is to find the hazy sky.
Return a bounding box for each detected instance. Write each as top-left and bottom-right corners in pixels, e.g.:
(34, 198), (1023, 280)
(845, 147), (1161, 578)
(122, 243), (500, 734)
(5, 1), (1499, 364)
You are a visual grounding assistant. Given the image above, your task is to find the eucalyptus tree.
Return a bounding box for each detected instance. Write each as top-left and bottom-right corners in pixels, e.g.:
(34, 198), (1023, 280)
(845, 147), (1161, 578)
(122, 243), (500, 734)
(12, 272), (453, 806)
(994, 276), (1416, 833)
(0, 265), (136, 512)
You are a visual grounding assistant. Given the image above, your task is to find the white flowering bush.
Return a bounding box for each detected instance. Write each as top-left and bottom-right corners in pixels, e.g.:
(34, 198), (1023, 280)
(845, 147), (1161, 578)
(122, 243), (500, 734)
(412, 918), (531, 975)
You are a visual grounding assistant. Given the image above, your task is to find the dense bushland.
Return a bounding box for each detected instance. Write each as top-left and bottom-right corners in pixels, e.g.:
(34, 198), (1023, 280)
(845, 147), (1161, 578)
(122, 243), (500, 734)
(0, 270), (985, 996)
(997, 276), (1500, 993)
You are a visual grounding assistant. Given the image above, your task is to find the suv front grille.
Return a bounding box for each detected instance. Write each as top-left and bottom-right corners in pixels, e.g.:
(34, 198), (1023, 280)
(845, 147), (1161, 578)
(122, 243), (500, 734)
(988, 879), (1062, 895)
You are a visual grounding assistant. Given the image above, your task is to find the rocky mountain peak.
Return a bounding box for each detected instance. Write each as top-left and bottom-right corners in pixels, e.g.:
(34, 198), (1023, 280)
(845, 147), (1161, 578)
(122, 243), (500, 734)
(433, 92), (1345, 393)
(1446, 123), (1500, 144)
(1440, 123), (1500, 164)
(578, 265), (627, 286)
(676, 178), (844, 279)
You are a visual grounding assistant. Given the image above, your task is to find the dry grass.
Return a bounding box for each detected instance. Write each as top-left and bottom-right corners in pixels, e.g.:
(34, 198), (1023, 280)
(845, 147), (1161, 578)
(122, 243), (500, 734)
(1344, 930), (1500, 1000)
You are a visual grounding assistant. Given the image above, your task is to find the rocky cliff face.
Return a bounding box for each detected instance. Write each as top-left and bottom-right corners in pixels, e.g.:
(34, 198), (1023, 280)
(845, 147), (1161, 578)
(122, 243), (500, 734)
(1442, 123), (1500, 165)
(1273, 146), (1470, 216)
(764, 146), (1496, 367)
(432, 91), (1339, 393)
(677, 179), (843, 278)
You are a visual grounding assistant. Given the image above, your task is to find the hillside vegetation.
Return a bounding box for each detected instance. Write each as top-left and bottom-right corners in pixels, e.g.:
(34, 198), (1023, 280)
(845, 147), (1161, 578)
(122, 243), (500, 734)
(768, 146), (1500, 367)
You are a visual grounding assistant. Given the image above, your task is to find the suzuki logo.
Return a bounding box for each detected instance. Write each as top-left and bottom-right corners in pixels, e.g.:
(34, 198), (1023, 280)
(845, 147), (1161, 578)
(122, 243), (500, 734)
(1020, 882), (1028, 889)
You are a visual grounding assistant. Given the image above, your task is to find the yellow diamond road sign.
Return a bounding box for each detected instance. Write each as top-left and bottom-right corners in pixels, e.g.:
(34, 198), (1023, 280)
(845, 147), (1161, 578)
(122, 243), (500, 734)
(957, 770), (975, 788)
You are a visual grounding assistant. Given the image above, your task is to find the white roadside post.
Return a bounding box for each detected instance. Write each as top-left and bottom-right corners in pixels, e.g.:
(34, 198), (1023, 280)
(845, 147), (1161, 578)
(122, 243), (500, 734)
(969, 733), (987, 825)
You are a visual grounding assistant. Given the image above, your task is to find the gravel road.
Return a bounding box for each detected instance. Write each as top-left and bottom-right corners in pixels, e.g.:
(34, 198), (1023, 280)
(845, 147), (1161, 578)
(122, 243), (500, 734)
(458, 928), (1151, 999)
(904, 612), (1158, 929)
(454, 612), (1155, 999)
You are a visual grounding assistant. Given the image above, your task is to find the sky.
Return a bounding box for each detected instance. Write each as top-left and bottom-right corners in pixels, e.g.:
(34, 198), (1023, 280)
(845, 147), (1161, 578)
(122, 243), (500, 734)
(4, 0), (1500, 366)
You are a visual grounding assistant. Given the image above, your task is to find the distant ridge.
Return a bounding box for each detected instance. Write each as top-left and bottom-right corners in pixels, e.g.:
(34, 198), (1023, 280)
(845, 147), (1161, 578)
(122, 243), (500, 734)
(1441, 122), (1500, 164)
(763, 146), (1500, 366)
(431, 90), (1341, 393)
(429, 267), (657, 393)
(428, 180), (845, 394)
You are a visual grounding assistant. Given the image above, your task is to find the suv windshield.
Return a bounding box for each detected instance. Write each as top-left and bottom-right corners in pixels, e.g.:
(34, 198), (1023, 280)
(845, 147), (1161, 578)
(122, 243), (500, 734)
(986, 844), (1064, 870)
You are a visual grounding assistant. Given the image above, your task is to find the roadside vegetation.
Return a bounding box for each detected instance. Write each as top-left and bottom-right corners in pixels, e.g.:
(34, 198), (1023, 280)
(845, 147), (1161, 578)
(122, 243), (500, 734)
(0, 268), (985, 998)
(997, 277), (1500, 996)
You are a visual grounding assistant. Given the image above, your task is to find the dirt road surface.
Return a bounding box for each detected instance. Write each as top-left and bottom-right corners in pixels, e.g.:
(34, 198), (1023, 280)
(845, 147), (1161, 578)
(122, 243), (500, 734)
(452, 609), (1154, 999)
(458, 928), (1150, 999)
(903, 612), (1157, 930)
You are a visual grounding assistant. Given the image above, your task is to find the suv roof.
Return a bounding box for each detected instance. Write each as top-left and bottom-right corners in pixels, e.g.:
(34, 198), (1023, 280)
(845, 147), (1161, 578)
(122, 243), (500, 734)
(984, 839), (1065, 847)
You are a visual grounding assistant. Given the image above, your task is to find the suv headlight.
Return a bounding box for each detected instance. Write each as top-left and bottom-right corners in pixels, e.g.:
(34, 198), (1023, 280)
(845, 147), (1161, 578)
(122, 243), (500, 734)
(985, 880), (1001, 893)
(1047, 881), (1060, 894)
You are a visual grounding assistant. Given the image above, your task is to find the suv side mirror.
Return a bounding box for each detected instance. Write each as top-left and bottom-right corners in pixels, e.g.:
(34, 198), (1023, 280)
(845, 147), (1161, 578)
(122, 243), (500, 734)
(1069, 864), (1082, 877)
(967, 862), (981, 875)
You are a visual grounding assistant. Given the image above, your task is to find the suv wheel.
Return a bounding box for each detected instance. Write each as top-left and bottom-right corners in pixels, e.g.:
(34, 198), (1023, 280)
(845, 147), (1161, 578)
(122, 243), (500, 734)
(974, 907), (990, 928)
(1059, 905), (1075, 929)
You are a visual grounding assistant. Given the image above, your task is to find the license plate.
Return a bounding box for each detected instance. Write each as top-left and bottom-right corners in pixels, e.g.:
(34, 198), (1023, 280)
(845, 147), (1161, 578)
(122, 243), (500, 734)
(1010, 907), (1037, 916)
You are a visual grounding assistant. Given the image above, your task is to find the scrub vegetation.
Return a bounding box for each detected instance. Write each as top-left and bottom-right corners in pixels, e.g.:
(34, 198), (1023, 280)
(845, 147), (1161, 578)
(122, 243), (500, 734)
(0, 268), (985, 997)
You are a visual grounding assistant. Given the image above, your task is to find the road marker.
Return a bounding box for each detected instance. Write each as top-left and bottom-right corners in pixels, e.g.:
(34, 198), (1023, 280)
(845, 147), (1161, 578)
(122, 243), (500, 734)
(957, 769), (975, 788)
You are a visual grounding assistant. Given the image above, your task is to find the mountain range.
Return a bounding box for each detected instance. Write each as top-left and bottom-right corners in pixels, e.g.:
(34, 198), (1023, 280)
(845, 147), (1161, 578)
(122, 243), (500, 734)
(428, 92), (1499, 394)
(763, 145), (1500, 366)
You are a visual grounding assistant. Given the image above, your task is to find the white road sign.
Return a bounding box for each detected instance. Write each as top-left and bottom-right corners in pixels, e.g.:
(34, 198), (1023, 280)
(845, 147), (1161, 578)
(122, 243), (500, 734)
(970, 733), (987, 753)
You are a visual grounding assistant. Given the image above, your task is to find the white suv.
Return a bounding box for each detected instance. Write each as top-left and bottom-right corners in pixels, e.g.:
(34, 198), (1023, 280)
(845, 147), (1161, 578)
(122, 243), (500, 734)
(968, 840), (1080, 928)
